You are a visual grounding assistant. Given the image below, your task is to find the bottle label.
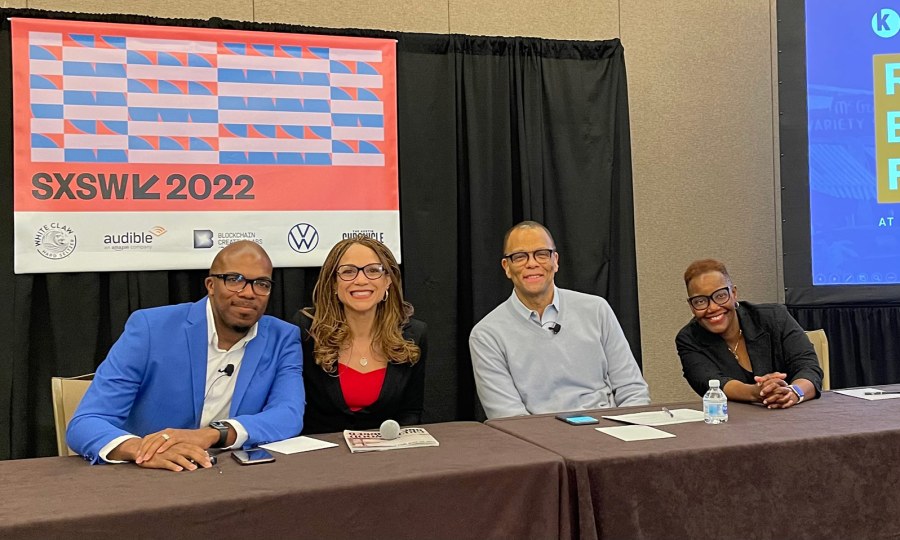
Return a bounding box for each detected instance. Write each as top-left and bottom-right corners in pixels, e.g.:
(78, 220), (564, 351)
(704, 401), (728, 418)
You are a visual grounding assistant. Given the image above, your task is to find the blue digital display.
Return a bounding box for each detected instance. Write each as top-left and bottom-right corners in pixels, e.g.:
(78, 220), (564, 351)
(807, 2), (900, 285)
(563, 416), (598, 424)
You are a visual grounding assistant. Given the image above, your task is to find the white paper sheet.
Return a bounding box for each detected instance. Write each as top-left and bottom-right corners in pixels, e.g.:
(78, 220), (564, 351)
(260, 436), (339, 454)
(596, 425), (676, 442)
(833, 388), (900, 401)
(602, 408), (706, 426)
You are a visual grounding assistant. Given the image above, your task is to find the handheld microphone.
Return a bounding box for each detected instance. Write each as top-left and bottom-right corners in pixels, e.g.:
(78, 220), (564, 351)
(218, 364), (235, 376)
(380, 419), (401, 440)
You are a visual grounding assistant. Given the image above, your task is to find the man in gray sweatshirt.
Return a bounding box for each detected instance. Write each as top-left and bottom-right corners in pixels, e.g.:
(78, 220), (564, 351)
(469, 221), (650, 419)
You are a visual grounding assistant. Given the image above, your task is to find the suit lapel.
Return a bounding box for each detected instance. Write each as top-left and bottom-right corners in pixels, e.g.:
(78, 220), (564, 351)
(231, 317), (267, 414)
(738, 305), (770, 374)
(187, 299), (210, 427)
(377, 362), (400, 405)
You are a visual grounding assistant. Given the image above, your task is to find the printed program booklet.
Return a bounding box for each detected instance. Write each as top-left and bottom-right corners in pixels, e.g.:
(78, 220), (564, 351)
(343, 427), (440, 453)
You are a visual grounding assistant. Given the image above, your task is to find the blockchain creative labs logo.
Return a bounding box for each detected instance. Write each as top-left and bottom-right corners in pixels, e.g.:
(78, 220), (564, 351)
(34, 222), (77, 260)
(194, 229), (263, 248)
(288, 223), (319, 253)
(103, 226), (166, 251)
(194, 230), (214, 248)
(873, 8), (900, 38)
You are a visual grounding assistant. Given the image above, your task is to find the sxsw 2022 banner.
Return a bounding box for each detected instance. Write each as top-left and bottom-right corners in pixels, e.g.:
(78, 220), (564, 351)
(12, 18), (398, 273)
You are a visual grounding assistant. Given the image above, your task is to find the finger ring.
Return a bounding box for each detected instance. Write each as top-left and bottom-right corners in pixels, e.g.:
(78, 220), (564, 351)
(161, 433), (170, 441)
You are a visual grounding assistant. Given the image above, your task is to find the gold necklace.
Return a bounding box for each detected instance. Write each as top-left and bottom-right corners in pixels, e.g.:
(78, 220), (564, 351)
(726, 329), (743, 361)
(350, 341), (370, 367)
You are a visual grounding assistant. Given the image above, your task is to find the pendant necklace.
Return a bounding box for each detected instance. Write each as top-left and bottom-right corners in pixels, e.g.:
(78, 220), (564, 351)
(351, 341), (369, 367)
(727, 329), (743, 361)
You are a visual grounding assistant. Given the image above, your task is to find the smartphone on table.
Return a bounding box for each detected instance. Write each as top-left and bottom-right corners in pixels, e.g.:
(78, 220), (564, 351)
(231, 448), (276, 465)
(555, 413), (600, 425)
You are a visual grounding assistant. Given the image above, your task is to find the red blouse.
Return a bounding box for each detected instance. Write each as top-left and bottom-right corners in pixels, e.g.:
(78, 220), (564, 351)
(338, 363), (387, 411)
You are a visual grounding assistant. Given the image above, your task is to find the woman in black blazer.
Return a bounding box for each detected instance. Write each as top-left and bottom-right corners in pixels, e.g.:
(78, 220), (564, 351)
(293, 237), (427, 434)
(676, 259), (822, 408)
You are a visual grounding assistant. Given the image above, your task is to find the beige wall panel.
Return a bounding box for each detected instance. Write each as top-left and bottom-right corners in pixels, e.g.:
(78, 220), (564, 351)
(622, 0), (777, 403)
(27, 0), (253, 21)
(450, 0), (618, 40)
(255, 0), (449, 34)
(3, 0), (28, 8)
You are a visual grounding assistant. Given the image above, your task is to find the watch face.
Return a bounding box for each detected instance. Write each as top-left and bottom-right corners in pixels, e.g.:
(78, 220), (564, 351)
(792, 385), (804, 397)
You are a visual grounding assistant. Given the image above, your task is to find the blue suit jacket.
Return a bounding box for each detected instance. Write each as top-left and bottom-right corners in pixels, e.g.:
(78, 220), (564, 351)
(67, 298), (304, 464)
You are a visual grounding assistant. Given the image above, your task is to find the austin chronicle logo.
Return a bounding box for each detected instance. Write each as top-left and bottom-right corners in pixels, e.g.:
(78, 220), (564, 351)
(35, 223), (77, 260)
(193, 230), (214, 248)
(288, 223), (319, 253)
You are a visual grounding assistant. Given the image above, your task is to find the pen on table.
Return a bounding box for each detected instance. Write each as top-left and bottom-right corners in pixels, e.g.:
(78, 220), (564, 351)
(864, 391), (900, 395)
(662, 407), (674, 418)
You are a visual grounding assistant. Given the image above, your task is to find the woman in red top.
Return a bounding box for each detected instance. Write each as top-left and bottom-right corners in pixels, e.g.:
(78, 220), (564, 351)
(293, 237), (427, 434)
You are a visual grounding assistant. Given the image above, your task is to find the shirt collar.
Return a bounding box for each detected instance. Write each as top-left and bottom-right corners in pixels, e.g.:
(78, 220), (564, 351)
(509, 286), (560, 323)
(205, 297), (258, 352)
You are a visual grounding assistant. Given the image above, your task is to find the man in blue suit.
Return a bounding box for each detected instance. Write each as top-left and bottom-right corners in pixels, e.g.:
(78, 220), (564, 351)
(67, 241), (304, 471)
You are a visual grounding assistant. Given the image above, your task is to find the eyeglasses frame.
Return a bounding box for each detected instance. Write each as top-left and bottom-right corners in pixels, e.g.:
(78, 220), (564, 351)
(209, 273), (274, 296)
(502, 248), (556, 266)
(687, 286), (732, 311)
(336, 263), (387, 282)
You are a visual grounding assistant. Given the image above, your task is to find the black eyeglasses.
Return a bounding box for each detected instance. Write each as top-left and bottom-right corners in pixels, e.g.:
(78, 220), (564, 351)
(210, 273), (273, 296)
(336, 263), (386, 281)
(687, 287), (731, 310)
(503, 249), (555, 266)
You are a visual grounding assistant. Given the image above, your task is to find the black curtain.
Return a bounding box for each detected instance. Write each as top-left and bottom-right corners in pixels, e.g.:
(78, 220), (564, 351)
(789, 305), (900, 389)
(0, 9), (639, 459)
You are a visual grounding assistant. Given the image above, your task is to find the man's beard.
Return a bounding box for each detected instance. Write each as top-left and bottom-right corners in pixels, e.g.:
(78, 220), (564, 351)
(230, 324), (251, 334)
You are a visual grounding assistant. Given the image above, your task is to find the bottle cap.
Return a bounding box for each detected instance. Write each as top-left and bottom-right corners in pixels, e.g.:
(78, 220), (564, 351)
(708, 379), (720, 388)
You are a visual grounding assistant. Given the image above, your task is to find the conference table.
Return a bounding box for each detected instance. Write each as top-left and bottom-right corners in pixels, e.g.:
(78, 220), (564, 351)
(487, 387), (900, 540)
(0, 421), (568, 540)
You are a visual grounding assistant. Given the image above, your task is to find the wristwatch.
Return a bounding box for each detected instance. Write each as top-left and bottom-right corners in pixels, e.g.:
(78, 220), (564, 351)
(788, 384), (805, 403)
(209, 420), (230, 448)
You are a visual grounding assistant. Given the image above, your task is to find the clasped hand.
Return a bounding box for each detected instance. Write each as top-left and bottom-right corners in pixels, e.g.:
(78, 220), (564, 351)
(754, 372), (798, 409)
(133, 428), (215, 471)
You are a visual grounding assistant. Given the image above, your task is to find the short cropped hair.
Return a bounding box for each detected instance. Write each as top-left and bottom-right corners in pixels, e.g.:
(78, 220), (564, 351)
(502, 221), (556, 253)
(683, 258), (732, 289)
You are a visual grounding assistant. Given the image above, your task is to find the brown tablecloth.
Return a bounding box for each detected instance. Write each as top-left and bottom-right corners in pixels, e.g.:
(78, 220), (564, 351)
(487, 389), (900, 540)
(0, 421), (568, 540)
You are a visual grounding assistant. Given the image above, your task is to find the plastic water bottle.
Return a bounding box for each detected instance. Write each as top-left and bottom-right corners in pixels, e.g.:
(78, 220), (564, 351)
(703, 379), (728, 424)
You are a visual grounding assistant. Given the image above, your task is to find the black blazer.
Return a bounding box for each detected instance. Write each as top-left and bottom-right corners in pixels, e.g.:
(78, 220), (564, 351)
(292, 311), (428, 434)
(676, 302), (824, 397)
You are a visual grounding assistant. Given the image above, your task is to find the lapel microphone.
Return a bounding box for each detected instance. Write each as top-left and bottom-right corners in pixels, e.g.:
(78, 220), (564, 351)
(541, 321), (562, 334)
(205, 364), (235, 400)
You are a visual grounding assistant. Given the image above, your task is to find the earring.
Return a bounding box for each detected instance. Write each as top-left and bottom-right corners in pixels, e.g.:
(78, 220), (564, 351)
(383, 290), (389, 302)
(734, 301), (740, 309)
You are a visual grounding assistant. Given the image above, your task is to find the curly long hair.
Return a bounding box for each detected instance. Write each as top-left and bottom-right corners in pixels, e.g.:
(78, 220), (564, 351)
(303, 237), (420, 373)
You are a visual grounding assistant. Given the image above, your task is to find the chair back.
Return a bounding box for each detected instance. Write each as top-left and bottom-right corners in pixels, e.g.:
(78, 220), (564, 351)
(805, 329), (830, 391)
(50, 374), (94, 456)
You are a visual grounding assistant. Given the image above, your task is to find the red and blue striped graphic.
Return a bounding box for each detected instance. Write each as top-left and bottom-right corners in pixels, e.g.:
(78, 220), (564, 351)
(26, 28), (387, 166)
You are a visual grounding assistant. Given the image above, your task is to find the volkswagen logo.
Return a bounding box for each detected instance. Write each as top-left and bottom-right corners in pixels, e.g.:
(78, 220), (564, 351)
(288, 223), (319, 253)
